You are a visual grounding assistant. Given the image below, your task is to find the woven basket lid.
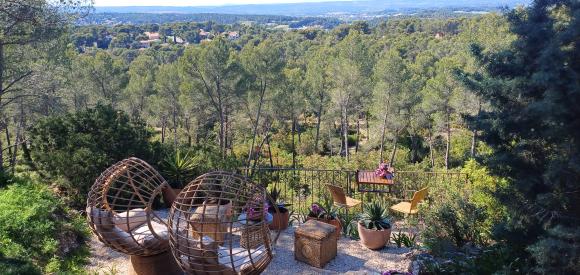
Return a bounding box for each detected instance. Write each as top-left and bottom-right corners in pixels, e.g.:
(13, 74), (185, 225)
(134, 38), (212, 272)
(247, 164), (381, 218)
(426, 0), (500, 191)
(296, 220), (336, 240)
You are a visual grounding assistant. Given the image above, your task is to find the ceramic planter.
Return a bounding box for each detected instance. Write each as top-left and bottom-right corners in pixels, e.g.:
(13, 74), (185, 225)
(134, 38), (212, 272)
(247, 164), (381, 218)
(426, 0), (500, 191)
(269, 210), (289, 230)
(357, 223), (391, 250)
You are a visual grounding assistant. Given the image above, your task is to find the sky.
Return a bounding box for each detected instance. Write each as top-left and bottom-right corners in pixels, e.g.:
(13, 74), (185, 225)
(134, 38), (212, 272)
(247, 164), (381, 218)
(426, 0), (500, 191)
(94, 0), (349, 7)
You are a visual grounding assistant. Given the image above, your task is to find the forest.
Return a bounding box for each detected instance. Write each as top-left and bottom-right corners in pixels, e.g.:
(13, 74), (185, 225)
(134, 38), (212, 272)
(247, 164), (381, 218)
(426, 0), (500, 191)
(0, 0), (578, 274)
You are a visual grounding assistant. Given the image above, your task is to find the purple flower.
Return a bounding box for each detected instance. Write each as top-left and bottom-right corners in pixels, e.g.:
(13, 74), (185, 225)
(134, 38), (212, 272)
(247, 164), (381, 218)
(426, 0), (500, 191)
(311, 203), (321, 214)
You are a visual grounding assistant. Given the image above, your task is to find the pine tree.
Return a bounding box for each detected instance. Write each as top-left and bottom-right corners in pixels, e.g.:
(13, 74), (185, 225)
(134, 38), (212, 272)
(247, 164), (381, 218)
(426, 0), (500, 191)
(465, 0), (580, 272)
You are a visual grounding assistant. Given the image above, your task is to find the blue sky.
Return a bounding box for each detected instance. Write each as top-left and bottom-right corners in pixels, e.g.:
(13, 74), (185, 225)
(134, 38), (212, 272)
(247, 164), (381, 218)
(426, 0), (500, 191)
(94, 0), (348, 7)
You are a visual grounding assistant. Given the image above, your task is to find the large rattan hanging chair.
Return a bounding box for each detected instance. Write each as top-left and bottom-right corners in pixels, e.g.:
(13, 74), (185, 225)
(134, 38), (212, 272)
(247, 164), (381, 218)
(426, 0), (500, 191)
(86, 157), (177, 257)
(169, 171), (280, 275)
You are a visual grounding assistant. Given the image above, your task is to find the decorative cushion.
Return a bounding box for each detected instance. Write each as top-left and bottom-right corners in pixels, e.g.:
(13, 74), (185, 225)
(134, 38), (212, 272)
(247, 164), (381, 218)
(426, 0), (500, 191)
(132, 221), (169, 249)
(86, 206), (114, 231)
(114, 208), (148, 232)
(218, 246), (265, 271)
(295, 220), (336, 240)
(100, 225), (141, 252)
(176, 234), (266, 273)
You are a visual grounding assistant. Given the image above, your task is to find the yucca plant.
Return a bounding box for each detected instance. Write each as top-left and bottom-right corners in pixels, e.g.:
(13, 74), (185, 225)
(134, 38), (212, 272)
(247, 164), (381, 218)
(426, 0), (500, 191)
(161, 149), (199, 188)
(359, 201), (391, 230)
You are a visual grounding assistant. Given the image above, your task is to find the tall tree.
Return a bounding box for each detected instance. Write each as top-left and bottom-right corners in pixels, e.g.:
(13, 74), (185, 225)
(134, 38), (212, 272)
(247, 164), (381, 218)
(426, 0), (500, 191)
(241, 39), (284, 166)
(422, 56), (464, 169)
(372, 49), (409, 162)
(0, 0), (91, 172)
(125, 54), (157, 118)
(467, 1), (580, 272)
(180, 37), (242, 158)
(155, 63), (181, 147)
(329, 57), (364, 161)
(74, 51), (127, 108)
(305, 46), (332, 153)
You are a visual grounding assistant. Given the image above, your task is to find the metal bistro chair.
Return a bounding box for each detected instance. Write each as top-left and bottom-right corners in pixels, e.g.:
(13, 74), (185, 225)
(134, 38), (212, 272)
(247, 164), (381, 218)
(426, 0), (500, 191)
(325, 184), (362, 213)
(390, 187), (429, 216)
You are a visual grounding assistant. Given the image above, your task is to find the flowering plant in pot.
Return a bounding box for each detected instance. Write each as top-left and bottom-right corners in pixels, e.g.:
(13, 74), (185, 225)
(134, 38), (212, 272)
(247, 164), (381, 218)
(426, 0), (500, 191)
(242, 193), (269, 222)
(375, 162), (395, 180)
(267, 187), (292, 230)
(358, 201), (392, 249)
(307, 203), (341, 239)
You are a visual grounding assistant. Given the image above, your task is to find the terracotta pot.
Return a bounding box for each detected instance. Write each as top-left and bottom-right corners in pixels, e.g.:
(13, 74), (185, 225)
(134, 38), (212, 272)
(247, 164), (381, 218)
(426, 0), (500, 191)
(357, 223), (391, 250)
(269, 210), (289, 230)
(306, 217), (342, 240)
(162, 186), (178, 208)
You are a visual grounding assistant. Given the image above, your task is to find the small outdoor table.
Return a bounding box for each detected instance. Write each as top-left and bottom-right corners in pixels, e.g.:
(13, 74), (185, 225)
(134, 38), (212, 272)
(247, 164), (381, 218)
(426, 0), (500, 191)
(356, 170), (394, 193)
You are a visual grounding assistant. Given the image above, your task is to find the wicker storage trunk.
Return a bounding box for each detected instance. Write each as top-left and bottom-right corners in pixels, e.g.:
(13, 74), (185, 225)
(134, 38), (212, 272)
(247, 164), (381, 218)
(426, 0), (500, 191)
(294, 220), (337, 268)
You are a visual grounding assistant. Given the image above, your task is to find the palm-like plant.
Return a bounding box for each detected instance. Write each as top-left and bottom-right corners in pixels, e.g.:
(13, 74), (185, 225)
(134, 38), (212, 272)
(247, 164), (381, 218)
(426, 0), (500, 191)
(161, 150), (199, 188)
(359, 201), (391, 230)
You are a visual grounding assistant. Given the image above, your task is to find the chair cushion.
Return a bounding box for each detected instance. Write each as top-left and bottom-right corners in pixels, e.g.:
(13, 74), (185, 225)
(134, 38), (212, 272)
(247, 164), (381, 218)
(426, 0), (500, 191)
(101, 225), (141, 252)
(390, 202), (418, 214)
(296, 220), (336, 240)
(132, 221), (169, 249)
(114, 208), (148, 232)
(87, 206), (114, 231)
(218, 246), (266, 272)
(345, 197), (362, 208)
(177, 236), (266, 274)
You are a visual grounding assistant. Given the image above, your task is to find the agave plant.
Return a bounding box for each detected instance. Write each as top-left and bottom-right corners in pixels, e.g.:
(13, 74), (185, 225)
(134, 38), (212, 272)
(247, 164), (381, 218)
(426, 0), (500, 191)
(161, 149), (199, 188)
(267, 187), (291, 213)
(359, 201), (391, 230)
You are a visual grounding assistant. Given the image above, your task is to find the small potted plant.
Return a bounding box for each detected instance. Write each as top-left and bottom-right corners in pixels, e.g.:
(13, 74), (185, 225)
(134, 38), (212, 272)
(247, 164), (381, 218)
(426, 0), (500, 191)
(358, 201), (392, 249)
(306, 203), (341, 239)
(161, 149), (199, 199)
(375, 162), (395, 180)
(267, 187), (292, 230)
(242, 193), (269, 222)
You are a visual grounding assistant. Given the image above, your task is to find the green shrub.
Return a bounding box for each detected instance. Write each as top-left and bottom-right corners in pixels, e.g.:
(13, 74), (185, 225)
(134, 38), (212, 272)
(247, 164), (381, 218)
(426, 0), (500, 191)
(0, 177), (89, 273)
(29, 105), (155, 208)
(160, 149), (200, 188)
(423, 159), (507, 254)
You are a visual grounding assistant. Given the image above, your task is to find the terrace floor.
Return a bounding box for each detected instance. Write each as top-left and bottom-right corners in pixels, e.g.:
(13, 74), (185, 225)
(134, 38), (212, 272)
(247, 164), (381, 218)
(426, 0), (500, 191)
(86, 220), (417, 274)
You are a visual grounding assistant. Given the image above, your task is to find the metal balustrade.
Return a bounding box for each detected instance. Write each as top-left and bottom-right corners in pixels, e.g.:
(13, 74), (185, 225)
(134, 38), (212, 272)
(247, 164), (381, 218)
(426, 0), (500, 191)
(238, 167), (469, 222)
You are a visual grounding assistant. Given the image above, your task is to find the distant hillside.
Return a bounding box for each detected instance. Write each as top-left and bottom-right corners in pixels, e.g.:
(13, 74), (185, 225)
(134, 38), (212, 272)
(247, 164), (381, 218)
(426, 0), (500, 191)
(80, 13), (298, 25)
(94, 0), (531, 16)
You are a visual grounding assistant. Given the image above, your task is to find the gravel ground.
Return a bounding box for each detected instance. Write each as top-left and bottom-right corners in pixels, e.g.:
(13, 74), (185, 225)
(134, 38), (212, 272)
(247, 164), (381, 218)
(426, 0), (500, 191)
(264, 226), (413, 275)
(86, 209), (414, 274)
(86, 234), (130, 274)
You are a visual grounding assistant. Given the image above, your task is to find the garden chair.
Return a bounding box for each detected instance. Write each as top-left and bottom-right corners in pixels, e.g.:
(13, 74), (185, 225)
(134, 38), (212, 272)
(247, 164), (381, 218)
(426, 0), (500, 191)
(390, 187), (428, 215)
(325, 184), (362, 212)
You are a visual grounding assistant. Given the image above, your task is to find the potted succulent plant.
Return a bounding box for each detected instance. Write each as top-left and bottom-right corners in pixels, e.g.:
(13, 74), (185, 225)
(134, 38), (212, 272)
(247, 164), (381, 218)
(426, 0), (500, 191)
(267, 187), (292, 230)
(306, 203), (341, 239)
(160, 149), (199, 206)
(358, 201), (392, 249)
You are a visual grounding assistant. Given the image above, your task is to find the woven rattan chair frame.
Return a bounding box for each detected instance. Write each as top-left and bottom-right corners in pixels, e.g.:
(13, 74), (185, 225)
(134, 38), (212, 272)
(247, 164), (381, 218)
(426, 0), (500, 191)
(169, 171), (281, 275)
(87, 157), (172, 256)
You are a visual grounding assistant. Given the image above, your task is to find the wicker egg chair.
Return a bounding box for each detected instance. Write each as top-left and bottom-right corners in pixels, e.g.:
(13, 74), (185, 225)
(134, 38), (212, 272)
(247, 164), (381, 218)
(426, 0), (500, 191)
(169, 171), (280, 275)
(86, 157), (180, 275)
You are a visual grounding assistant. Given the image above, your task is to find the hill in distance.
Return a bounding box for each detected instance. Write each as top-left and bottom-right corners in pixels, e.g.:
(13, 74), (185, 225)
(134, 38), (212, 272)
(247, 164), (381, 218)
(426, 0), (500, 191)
(95, 0), (531, 16)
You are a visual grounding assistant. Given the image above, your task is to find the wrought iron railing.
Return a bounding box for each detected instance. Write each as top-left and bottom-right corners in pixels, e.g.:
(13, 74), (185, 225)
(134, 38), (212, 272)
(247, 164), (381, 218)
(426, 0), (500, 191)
(239, 167), (469, 219)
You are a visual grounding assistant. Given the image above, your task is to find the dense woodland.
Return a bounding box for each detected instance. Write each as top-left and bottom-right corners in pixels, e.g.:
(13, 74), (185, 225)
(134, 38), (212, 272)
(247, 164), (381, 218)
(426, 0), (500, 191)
(0, 0), (579, 274)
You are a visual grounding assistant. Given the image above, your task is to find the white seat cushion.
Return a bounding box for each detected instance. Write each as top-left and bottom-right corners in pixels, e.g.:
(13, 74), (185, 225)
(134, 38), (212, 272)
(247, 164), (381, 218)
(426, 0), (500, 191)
(132, 221), (169, 248)
(114, 208), (148, 232)
(87, 206), (114, 231)
(217, 246), (265, 271)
